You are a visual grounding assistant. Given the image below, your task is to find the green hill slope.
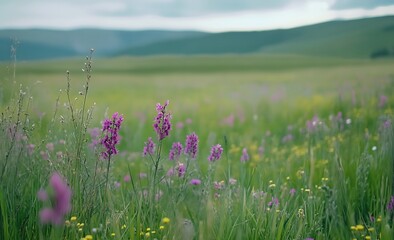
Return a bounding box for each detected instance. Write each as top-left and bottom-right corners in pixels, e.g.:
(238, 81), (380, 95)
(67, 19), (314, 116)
(120, 15), (394, 58)
(0, 29), (206, 60)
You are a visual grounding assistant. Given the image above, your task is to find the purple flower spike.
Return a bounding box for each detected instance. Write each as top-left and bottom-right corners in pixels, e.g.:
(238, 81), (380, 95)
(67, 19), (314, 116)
(240, 148), (249, 162)
(153, 100), (172, 141)
(143, 137), (156, 156)
(38, 172), (72, 225)
(387, 196), (394, 211)
(208, 144), (223, 162)
(184, 132), (199, 159)
(101, 112), (123, 160)
(169, 142), (183, 161)
(177, 163), (186, 177)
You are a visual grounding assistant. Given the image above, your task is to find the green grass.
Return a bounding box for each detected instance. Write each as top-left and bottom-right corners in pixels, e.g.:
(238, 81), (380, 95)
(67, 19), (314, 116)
(0, 54), (394, 239)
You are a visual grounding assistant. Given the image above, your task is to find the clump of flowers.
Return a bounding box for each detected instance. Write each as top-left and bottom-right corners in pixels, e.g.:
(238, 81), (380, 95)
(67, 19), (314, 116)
(184, 132), (199, 159)
(143, 137), (156, 156)
(101, 112), (124, 160)
(37, 172), (72, 225)
(169, 142), (183, 161)
(208, 144), (223, 162)
(153, 100), (172, 140)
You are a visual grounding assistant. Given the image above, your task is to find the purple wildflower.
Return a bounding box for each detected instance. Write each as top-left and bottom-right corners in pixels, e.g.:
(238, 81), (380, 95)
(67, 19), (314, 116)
(387, 196), (394, 211)
(229, 178), (237, 185)
(143, 137), (156, 156)
(153, 100), (172, 141)
(88, 127), (100, 150)
(214, 181), (225, 190)
(379, 95), (388, 108)
(176, 163), (186, 177)
(282, 134), (293, 143)
(169, 142), (183, 161)
(208, 144), (223, 162)
(184, 132), (199, 159)
(190, 179), (201, 185)
(101, 112), (123, 160)
(37, 189), (48, 201)
(240, 148), (249, 162)
(46, 143), (54, 152)
(27, 144), (35, 156)
(268, 197), (279, 207)
(123, 175), (131, 182)
(38, 172), (72, 225)
(290, 188), (296, 196)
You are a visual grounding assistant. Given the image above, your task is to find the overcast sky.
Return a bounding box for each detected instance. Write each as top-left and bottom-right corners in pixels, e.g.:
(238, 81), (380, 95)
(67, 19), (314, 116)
(1, 0), (394, 32)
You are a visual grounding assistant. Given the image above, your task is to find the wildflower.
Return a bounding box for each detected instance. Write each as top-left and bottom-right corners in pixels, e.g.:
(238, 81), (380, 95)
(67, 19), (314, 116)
(372, 146), (377, 151)
(208, 144), (223, 162)
(153, 100), (172, 140)
(114, 181), (121, 188)
(350, 226), (357, 231)
(290, 188), (296, 196)
(177, 163), (186, 177)
(27, 144), (35, 155)
(356, 225), (364, 231)
(169, 142), (183, 161)
(85, 235), (93, 240)
(214, 181), (225, 190)
(38, 172), (72, 225)
(184, 133), (199, 159)
(268, 197), (279, 207)
(37, 189), (48, 201)
(365, 236), (371, 240)
(282, 134), (293, 143)
(240, 148), (249, 162)
(162, 217), (170, 224)
(387, 196), (394, 211)
(190, 179), (201, 185)
(159, 225), (165, 230)
(123, 175), (131, 182)
(88, 128), (100, 150)
(111, 233), (115, 237)
(143, 137), (156, 156)
(101, 112), (123, 160)
(229, 178), (237, 185)
(46, 142), (54, 152)
(70, 216), (77, 222)
(176, 122), (184, 129)
(378, 95), (388, 108)
(145, 232), (150, 237)
(346, 118), (351, 125)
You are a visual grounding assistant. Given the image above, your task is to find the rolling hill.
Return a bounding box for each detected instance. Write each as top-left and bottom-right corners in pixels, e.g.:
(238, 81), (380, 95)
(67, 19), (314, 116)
(0, 29), (206, 60)
(0, 15), (393, 61)
(120, 15), (394, 58)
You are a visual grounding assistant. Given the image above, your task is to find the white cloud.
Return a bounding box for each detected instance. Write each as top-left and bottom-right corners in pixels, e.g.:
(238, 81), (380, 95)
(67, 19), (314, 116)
(0, 0), (393, 31)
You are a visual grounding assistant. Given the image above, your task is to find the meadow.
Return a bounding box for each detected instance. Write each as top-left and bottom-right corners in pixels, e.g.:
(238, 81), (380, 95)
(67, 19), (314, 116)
(0, 53), (394, 239)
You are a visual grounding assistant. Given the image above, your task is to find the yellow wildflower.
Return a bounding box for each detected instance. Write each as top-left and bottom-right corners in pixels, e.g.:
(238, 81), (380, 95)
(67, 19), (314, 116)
(85, 235), (93, 240)
(356, 225), (364, 231)
(162, 217), (170, 224)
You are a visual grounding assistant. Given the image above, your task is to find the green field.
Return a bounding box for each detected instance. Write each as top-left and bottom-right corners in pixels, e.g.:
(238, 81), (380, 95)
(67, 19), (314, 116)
(1, 54), (394, 239)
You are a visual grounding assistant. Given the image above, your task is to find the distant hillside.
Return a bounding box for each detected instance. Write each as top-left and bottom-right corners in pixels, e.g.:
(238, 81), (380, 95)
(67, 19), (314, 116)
(120, 15), (394, 59)
(0, 29), (206, 60)
(0, 16), (393, 61)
